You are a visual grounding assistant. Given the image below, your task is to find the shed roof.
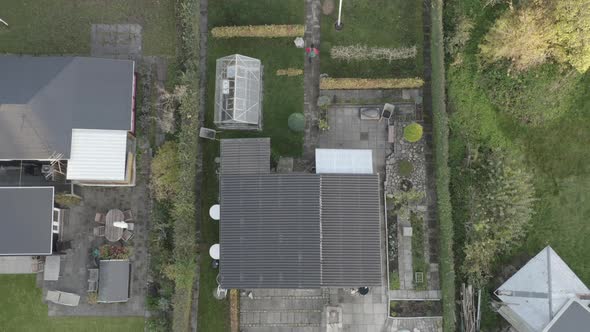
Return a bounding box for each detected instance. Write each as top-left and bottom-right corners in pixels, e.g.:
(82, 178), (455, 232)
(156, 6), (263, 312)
(219, 173), (382, 289)
(496, 246), (590, 331)
(320, 174), (382, 286)
(0, 56), (134, 160)
(545, 299), (590, 332)
(220, 138), (270, 175)
(66, 129), (128, 181)
(98, 260), (131, 303)
(220, 174), (321, 288)
(0, 187), (54, 255)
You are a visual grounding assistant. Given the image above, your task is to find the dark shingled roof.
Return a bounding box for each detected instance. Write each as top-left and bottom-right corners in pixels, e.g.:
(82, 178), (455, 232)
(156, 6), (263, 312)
(0, 56), (134, 160)
(220, 174), (321, 288)
(220, 138), (270, 175)
(219, 173), (382, 289)
(547, 300), (590, 332)
(320, 174), (382, 287)
(0, 187), (54, 255)
(98, 260), (131, 303)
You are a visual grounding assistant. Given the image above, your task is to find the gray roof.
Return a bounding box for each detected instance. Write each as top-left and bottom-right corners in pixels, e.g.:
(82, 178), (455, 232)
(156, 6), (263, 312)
(0, 56), (134, 160)
(0, 187), (54, 255)
(547, 300), (590, 332)
(219, 173), (382, 289)
(220, 138), (270, 175)
(321, 175), (382, 287)
(98, 260), (131, 303)
(220, 174), (321, 288)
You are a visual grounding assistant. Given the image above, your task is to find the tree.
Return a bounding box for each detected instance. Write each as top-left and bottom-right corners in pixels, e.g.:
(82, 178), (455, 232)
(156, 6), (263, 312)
(462, 149), (535, 286)
(480, 0), (590, 72)
(480, 6), (553, 70)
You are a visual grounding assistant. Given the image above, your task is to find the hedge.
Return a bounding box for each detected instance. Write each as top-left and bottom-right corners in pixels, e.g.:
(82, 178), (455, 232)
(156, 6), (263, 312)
(211, 24), (304, 38)
(170, 0), (200, 331)
(431, 0), (457, 330)
(320, 77), (424, 90)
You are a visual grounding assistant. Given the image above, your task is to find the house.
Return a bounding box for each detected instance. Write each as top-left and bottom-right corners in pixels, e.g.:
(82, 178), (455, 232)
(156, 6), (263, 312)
(218, 138), (382, 289)
(98, 260), (131, 303)
(0, 55), (136, 186)
(495, 246), (590, 332)
(214, 54), (262, 130)
(0, 187), (62, 274)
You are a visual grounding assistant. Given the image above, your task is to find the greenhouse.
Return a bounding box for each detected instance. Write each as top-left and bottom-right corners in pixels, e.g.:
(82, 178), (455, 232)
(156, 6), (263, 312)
(214, 54), (263, 130)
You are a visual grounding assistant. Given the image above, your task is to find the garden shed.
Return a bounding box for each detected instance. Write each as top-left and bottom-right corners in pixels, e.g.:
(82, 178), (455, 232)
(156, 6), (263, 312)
(214, 54), (263, 130)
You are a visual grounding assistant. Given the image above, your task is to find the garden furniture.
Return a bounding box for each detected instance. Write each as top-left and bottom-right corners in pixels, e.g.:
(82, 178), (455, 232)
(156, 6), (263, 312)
(105, 209), (124, 241)
(93, 226), (105, 237)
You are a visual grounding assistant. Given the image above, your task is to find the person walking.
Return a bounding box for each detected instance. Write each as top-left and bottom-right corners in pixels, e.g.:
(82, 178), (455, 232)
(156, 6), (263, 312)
(305, 43), (319, 63)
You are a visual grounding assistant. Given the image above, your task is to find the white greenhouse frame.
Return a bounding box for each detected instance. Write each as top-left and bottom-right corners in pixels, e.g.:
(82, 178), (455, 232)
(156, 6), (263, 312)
(214, 54), (263, 130)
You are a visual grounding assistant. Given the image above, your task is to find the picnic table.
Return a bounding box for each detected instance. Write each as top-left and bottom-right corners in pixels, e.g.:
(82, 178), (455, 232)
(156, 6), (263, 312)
(105, 209), (125, 242)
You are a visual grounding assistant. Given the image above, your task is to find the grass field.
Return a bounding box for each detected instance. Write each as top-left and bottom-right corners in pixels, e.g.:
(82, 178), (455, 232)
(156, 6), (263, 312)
(320, 0), (423, 78)
(446, 0), (590, 328)
(0, 0), (176, 55)
(198, 1), (305, 331)
(0, 275), (144, 332)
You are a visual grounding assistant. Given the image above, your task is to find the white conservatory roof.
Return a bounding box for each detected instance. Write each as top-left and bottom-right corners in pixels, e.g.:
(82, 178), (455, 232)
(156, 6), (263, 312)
(315, 149), (373, 174)
(67, 129), (128, 181)
(214, 54), (261, 126)
(496, 246), (590, 332)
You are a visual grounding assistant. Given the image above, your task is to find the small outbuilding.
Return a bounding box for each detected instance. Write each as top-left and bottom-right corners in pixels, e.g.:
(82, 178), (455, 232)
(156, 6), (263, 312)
(98, 260), (131, 303)
(214, 54), (263, 130)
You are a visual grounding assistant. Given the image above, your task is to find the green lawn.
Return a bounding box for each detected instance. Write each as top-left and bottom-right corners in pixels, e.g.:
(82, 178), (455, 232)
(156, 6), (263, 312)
(0, 275), (143, 332)
(198, 1), (305, 331)
(320, 0), (423, 78)
(0, 0), (176, 55)
(446, 0), (590, 328)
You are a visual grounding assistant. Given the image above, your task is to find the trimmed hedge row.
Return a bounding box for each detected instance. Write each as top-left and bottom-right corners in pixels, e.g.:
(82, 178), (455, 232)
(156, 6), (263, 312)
(431, 0), (457, 331)
(320, 77), (424, 90)
(211, 24), (304, 38)
(170, 0), (200, 331)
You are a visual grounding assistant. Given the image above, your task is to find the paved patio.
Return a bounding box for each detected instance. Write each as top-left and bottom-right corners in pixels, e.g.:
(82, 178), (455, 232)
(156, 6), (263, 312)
(91, 24), (142, 60)
(318, 106), (391, 173)
(41, 183), (150, 316)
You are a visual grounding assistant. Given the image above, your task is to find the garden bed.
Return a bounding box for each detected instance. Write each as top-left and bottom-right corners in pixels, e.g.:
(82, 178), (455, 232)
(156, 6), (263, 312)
(389, 300), (442, 317)
(386, 207), (399, 290)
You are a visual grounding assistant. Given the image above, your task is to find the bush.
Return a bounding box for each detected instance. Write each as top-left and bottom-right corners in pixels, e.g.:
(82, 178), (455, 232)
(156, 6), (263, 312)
(320, 77), (424, 90)
(288, 113), (305, 132)
(211, 24), (304, 38)
(99, 245), (130, 260)
(403, 123), (423, 142)
(151, 141), (180, 202)
(398, 160), (414, 176)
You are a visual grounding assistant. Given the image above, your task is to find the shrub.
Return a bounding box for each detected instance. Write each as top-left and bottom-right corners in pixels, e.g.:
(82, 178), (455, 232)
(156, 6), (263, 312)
(462, 149), (535, 286)
(288, 113), (305, 132)
(276, 68), (303, 76)
(151, 141), (180, 202)
(99, 245), (130, 260)
(318, 118), (330, 131)
(403, 123), (423, 142)
(398, 160), (414, 176)
(87, 292), (98, 304)
(330, 45), (417, 62)
(320, 77), (424, 90)
(211, 24), (304, 38)
(54, 193), (81, 208)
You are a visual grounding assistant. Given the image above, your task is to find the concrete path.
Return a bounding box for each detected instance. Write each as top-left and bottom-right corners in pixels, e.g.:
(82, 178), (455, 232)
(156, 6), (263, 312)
(303, 0), (321, 161)
(239, 289), (328, 331)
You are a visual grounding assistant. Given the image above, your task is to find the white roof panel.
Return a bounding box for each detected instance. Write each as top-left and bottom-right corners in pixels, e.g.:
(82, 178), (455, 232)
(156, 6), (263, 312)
(496, 246), (590, 331)
(315, 149), (373, 174)
(67, 129), (127, 181)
